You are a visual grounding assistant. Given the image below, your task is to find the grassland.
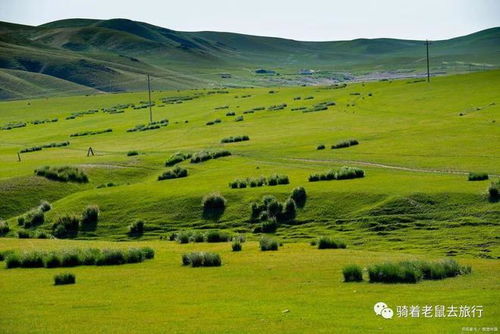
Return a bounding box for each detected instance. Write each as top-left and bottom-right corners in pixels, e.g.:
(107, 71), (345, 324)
(0, 70), (498, 333)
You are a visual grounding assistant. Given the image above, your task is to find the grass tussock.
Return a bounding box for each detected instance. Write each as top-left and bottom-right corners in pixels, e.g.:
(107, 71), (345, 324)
(158, 166), (188, 180)
(190, 150), (231, 164)
(165, 152), (192, 166)
(182, 252), (222, 267)
(221, 135), (250, 143)
(343, 265), (363, 282)
(260, 237), (279, 251)
(317, 236), (347, 249)
(468, 172), (489, 181)
(35, 166), (88, 183)
(54, 272), (76, 285)
(229, 174), (289, 189)
(488, 180), (499, 200)
(331, 139), (359, 149)
(309, 166), (364, 182)
(202, 193), (227, 220)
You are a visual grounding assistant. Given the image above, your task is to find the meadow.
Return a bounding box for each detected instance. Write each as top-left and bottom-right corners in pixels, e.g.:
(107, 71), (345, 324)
(0, 70), (499, 333)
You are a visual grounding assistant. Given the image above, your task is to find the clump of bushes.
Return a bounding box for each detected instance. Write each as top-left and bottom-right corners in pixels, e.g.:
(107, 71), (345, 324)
(54, 272), (76, 285)
(250, 189), (303, 231)
(290, 186), (307, 208)
(331, 139), (359, 149)
(206, 230), (231, 242)
(5, 247), (155, 269)
(127, 150), (139, 156)
(366, 259), (471, 284)
(316, 144), (325, 150)
(165, 152), (192, 166)
(226, 111), (236, 116)
(0, 250), (13, 261)
(158, 166), (188, 180)
(81, 205), (99, 229)
(229, 174), (289, 189)
(35, 166), (88, 183)
(202, 193), (227, 220)
(232, 240), (242, 251)
(182, 252), (222, 267)
(260, 237), (279, 251)
(127, 120), (168, 132)
(70, 129), (112, 137)
(267, 103), (287, 111)
(317, 236), (347, 249)
(488, 180), (499, 200)
(309, 166), (364, 182)
(468, 172), (489, 181)
(128, 220), (145, 236)
(173, 230), (235, 243)
(52, 215), (80, 238)
(235, 116), (244, 122)
(0, 221), (10, 236)
(343, 265), (363, 282)
(18, 208), (45, 228)
(19, 141), (70, 154)
(17, 229), (31, 238)
(39, 200), (52, 212)
(221, 135), (250, 143)
(190, 150), (231, 164)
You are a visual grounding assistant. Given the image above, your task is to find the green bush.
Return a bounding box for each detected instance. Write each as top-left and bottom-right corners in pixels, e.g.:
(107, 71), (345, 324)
(158, 166), (188, 180)
(128, 220), (145, 236)
(261, 219), (278, 233)
(141, 247), (155, 259)
(96, 249), (126, 266)
(343, 265), (363, 282)
(331, 139), (359, 149)
(126, 248), (145, 263)
(176, 231), (191, 244)
(317, 236), (347, 249)
(44, 252), (62, 268)
(36, 231), (51, 239)
(232, 240), (242, 251)
(39, 200), (52, 212)
(202, 193), (227, 220)
(235, 116), (244, 122)
(81, 205), (99, 228)
(191, 150), (231, 164)
(0, 221), (9, 236)
(0, 250), (13, 261)
(182, 252), (222, 267)
(5, 253), (21, 268)
(309, 166), (364, 182)
(281, 198), (297, 222)
(317, 144), (325, 150)
(35, 166), (88, 183)
(22, 209), (45, 228)
(291, 187), (307, 208)
(190, 232), (205, 243)
(54, 272), (76, 285)
(20, 251), (45, 268)
(17, 230), (31, 238)
(52, 215), (80, 239)
(206, 230), (231, 243)
(61, 249), (82, 267)
(221, 135), (250, 143)
(260, 237), (279, 251)
(368, 262), (422, 283)
(468, 172), (489, 181)
(127, 150), (139, 156)
(488, 180), (499, 199)
(165, 152), (192, 166)
(267, 174), (289, 186)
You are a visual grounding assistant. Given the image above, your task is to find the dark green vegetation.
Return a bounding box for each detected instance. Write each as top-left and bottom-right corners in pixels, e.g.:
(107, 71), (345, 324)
(158, 166), (188, 181)
(20, 141), (69, 154)
(4, 247), (154, 269)
(0, 18), (499, 99)
(221, 135), (249, 143)
(331, 139), (359, 149)
(190, 150), (231, 163)
(54, 272), (76, 285)
(468, 172), (489, 181)
(366, 259), (471, 284)
(70, 129), (112, 137)
(342, 264), (363, 282)
(259, 237), (279, 251)
(34, 166), (88, 183)
(317, 236), (347, 249)
(182, 252), (222, 267)
(229, 174), (289, 188)
(309, 166), (365, 182)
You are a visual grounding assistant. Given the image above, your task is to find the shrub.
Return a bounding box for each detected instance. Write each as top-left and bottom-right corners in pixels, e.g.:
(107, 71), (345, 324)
(39, 200), (52, 212)
(36, 231), (51, 239)
(267, 174), (289, 186)
(202, 193), (226, 220)
(17, 230), (31, 238)
(61, 249), (82, 267)
(96, 249), (126, 266)
(281, 198), (297, 222)
(190, 232), (205, 243)
(368, 262), (422, 283)
(206, 230), (231, 242)
(80, 248), (101, 265)
(176, 231), (191, 244)
(165, 152), (192, 166)
(235, 116), (244, 122)
(290, 187), (307, 208)
(0, 250), (13, 261)
(250, 201), (266, 221)
(127, 150), (139, 156)
(182, 252), (222, 267)
(261, 219), (278, 233)
(141, 247), (155, 259)
(191, 150), (231, 164)
(0, 221), (9, 236)
(317, 144), (325, 150)
(158, 166), (188, 180)
(488, 180), (500, 199)
(54, 273), (76, 285)
(126, 248), (145, 263)
(44, 252), (62, 268)
(35, 166), (88, 183)
(232, 240), (242, 251)
(20, 251), (45, 268)
(221, 135), (250, 143)
(309, 166), (364, 182)
(331, 139), (359, 149)
(52, 215), (80, 239)
(343, 265), (363, 282)
(5, 253), (21, 268)
(81, 205), (99, 227)
(23, 209), (44, 227)
(468, 172), (489, 181)
(260, 237), (279, 251)
(128, 220), (145, 236)
(317, 236), (347, 249)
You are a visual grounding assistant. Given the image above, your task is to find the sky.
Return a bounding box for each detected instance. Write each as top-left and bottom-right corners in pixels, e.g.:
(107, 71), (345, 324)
(0, 0), (499, 41)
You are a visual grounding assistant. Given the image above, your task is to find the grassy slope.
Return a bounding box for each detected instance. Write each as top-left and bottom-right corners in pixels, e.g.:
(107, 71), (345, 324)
(0, 19), (498, 99)
(0, 70), (498, 257)
(0, 238), (498, 333)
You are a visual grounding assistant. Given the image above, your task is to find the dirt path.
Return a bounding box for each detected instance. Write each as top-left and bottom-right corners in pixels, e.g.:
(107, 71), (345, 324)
(282, 157), (500, 177)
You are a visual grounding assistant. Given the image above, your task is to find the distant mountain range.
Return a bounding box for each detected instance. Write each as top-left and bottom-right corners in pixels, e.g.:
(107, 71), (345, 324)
(0, 18), (499, 99)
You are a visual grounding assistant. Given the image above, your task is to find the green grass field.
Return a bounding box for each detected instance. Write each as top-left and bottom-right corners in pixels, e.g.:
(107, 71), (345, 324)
(0, 70), (499, 333)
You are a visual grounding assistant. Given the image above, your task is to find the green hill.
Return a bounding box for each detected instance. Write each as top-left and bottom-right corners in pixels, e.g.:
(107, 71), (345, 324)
(0, 18), (498, 99)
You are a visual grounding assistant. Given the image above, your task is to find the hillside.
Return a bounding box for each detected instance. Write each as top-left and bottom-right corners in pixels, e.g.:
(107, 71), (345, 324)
(0, 70), (498, 258)
(0, 18), (499, 99)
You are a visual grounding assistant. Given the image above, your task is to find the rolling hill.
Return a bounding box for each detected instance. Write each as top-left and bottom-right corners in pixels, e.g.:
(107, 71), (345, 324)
(0, 18), (499, 100)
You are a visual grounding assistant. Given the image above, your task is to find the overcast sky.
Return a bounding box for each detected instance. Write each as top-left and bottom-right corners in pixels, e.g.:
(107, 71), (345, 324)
(1, 0), (499, 41)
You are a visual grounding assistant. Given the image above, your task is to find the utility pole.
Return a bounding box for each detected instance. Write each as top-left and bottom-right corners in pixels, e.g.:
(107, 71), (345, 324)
(147, 74), (153, 123)
(425, 40), (431, 82)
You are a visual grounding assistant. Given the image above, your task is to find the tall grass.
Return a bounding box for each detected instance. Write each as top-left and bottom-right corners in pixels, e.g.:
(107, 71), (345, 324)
(54, 273), (76, 285)
(309, 166), (364, 182)
(317, 236), (347, 249)
(260, 237), (279, 251)
(35, 166), (88, 183)
(343, 265), (363, 282)
(182, 252), (222, 267)
(158, 166), (188, 180)
(202, 193), (227, 220)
